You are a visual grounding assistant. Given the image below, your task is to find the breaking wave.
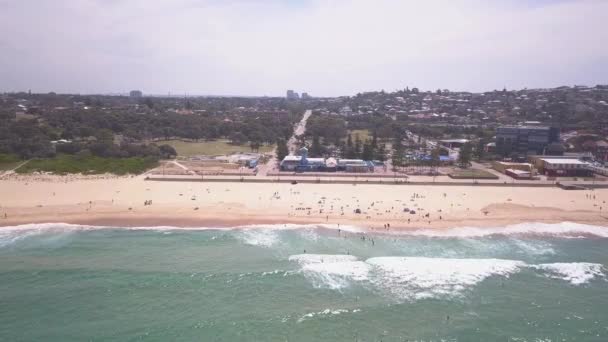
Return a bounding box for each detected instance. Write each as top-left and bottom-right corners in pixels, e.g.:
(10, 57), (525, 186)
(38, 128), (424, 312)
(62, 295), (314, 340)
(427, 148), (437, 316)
(401, 222), (608, 238)
(237, 229), (280, 247)
(297, 308), (361, 323)
(1, 221), (607, 239)
(366, 257), (525, 300)
(289, 254), (370, 289)
(288, 255), (606, 300)
(0, 223), (92, 248)
(532, 263), (606, 285)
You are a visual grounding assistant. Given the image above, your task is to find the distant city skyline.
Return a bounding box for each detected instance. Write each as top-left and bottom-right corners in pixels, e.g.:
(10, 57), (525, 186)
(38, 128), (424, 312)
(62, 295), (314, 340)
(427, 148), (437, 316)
(0, 0), (607, 97)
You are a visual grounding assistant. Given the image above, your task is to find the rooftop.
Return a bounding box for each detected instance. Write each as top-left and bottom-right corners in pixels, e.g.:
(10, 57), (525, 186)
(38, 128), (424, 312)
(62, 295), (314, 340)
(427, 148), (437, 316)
(499, 125), (551, 130)
(540, 158), (588, 165)
(506, 168), (531, 175)
(283, 156), (302, 162)
(439, 139), (470, 144)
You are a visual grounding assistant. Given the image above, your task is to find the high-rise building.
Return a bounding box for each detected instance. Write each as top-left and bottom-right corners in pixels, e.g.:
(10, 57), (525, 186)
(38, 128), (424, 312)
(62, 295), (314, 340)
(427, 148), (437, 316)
(130, 90), (143, 98)
(286, 90), (299, 100)
(301, 92), (311, 99)
(496, 125), (560, 156)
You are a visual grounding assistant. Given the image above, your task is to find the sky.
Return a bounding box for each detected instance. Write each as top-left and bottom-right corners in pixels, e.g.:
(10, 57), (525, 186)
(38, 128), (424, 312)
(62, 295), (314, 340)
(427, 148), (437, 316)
(0, 0), (606, 97)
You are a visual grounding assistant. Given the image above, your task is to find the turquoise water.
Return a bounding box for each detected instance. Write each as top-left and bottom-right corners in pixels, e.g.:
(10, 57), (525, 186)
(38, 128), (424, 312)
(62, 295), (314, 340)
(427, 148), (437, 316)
(1, 223), (607, 342)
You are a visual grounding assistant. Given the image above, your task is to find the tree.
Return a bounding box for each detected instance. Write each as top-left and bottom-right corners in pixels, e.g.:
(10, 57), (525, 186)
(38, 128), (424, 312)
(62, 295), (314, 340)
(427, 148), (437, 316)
(431, 148), (441, 165)
(345, 133), (356, 159)
(353, 134), (362, 158)
(474, 139), (485, 161)
(276, 139), (289, 163)
(375, 143), (387, 162)
(309, 134), (322, 157)
(458, 142), (473, 168)
(249, 141), (261, 152)
(391, 131), (404, 171)
(361, 141), (374, 161)
(391, 145), (404, 171)
(229, 132), (247, 145)
(143, 97), (155, 109)
(158, 144), (177, 159)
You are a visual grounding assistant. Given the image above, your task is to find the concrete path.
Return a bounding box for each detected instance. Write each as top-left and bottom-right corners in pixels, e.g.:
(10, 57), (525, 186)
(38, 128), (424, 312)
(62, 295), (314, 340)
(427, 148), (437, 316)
(0, 160), (30, 179)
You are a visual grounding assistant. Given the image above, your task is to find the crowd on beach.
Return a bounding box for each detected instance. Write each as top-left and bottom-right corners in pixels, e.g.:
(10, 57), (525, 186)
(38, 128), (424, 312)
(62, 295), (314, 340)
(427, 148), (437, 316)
(280, 188), (465, 227)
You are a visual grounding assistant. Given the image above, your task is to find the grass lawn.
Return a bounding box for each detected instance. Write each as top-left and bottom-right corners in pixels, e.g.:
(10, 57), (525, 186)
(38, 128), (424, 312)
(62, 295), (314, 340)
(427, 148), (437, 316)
(0, 154), (22, 171)
(16, 155), (158, 175)
(156, 139), (275, 156)
(448, 168), (499, 179)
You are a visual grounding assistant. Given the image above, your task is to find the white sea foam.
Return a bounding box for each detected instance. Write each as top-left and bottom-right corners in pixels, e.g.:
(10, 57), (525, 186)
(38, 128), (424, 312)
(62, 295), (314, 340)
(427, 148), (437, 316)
(289, 254), (532, 298)
(289, 254), (371, 289)
(366, 257), (526, 300)
(0, 223), (94, 247)
(290, 253), (603, 300)
(532, 263), (606, 285)
(238, 229), (280, 247)
(297, 308), (357, 322)
(0, 229), (39, 247)
(2, 221), (606, 239)
(289, 254), (359, 264)
(511, 239), (556, 256)
(297, 228), (320, 241)
(403, 222), (608, 238)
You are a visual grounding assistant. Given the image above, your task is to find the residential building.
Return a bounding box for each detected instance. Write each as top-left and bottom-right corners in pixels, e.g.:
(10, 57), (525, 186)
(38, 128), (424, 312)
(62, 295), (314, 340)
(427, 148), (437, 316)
(129, 90), (143, 98)
(286, 90), (299, 100)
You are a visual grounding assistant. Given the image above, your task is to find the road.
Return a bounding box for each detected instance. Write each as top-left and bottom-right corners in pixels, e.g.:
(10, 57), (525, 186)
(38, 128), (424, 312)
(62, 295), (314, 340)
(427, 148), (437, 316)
(288, 109), (312, 154)
(256, 109), (312, 176)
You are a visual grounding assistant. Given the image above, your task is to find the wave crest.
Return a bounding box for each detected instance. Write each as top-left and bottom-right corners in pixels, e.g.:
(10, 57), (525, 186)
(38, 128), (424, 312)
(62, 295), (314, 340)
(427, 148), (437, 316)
(532, 263), (606, 285)
(289, 255), (606, 300)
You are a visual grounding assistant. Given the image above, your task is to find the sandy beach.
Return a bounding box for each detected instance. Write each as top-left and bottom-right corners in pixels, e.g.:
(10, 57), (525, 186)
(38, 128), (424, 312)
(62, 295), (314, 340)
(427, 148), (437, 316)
(1, 174), (608, 230)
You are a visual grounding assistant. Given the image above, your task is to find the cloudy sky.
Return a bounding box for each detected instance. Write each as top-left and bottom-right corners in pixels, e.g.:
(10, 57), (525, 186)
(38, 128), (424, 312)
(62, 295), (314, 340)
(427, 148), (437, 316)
(0, 0), (606, 96)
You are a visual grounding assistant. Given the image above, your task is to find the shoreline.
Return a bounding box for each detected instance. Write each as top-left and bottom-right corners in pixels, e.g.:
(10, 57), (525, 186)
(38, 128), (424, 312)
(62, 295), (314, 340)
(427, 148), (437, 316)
(2, 204), (607, 231)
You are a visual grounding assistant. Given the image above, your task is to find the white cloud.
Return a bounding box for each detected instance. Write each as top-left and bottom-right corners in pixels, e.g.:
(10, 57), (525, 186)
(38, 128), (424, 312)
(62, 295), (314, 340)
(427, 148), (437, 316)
(0, 0), (606, 96)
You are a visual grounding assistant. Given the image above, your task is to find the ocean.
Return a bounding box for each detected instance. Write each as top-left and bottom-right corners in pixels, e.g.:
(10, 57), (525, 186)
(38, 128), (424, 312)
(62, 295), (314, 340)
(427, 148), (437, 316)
(1, 223), (607, 342)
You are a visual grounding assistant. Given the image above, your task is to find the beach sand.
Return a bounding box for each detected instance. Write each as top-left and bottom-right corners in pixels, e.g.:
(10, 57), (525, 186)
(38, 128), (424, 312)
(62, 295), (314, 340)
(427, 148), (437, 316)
(1, 174), (608, 230)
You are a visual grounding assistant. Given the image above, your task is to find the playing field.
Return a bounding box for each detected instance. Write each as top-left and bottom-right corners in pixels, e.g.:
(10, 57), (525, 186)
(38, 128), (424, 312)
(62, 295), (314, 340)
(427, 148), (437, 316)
(156, 139), (274, 156)
(0, 154), (22, 171)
